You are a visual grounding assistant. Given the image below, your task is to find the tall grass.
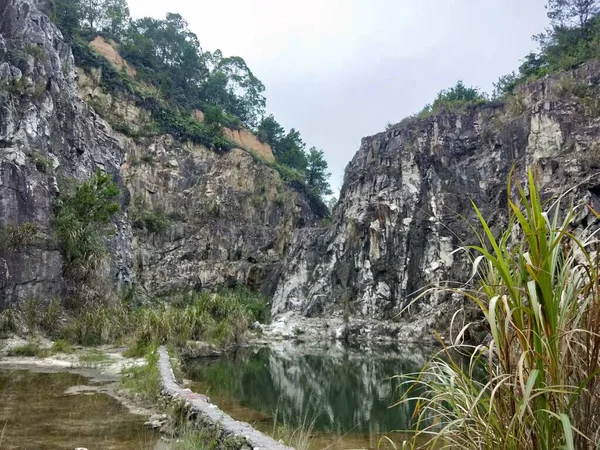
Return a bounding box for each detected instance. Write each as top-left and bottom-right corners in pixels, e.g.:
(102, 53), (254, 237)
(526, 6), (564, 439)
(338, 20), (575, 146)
(271, 398), (319, 450)
(0, 288), (266, 350)
(272, 415), (316, 450)
(121, 345), (161, 401)
(400, 171), (600, 450)
(61, 288), (265, 348)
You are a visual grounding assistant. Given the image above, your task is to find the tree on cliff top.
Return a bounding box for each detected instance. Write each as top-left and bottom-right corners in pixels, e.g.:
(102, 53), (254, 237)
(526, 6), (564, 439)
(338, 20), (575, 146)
(546, 0), (600, 29)
(50, 0), (332, 198)
(306, 147), (333, 198)
(257, 115), (285, 149)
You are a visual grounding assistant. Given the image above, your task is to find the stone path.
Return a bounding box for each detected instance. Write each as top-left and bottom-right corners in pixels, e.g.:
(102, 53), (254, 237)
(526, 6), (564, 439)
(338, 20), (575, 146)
(157, 347), (295, 450)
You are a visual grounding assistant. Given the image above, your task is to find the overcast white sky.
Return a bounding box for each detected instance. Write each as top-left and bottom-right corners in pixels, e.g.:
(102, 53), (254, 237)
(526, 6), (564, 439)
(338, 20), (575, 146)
(127, 0), (549, 194)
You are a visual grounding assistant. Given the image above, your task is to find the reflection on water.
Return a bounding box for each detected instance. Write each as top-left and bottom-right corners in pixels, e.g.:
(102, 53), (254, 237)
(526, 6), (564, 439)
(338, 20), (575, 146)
(0, 370), (158, 450)
(184, 343), (431, 449)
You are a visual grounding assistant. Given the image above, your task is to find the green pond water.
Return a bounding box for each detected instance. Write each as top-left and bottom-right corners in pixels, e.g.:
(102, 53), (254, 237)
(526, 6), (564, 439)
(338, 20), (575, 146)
(0, 370), (159, 450)
(183, 343), (431, 449)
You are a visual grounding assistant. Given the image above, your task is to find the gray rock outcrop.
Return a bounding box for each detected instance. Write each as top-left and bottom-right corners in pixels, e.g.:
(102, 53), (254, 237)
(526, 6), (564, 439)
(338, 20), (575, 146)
(272, 64), (600, 337)
(0, 0), (325, 309)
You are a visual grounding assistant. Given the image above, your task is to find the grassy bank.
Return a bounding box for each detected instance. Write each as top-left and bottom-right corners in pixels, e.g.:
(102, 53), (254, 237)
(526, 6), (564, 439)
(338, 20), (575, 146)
(0, 287), (267, 351)
(400, 171), (600, 449)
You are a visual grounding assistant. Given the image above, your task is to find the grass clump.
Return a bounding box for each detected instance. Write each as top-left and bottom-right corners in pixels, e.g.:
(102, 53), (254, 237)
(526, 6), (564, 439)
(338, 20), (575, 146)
(7, 342), (50, 358)
(0, 298), (61, 337)
(0, 309), (18, 338)
(0, 222), (38, 251)
(400, 170), (600, 450)
(123, 340), (153, 358)
(272, 411), (317, 450)
(79, 349), (111, 368)
(121, 345), (161, 401)
(170, 430), (211, 450)
(51, 339), (74, 354)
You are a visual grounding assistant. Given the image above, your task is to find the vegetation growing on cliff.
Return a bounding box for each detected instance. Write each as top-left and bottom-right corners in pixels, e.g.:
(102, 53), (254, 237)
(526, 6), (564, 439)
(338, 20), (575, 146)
(417, 80), (489, 118)
(401, 172), (600, 449)
(49, 0), (332, 200)
(0, 222), (39, 251)
(55, 171), (120, 276)
(54, 170), (120, 306)
(495, 0), (600, 96)
(407, 0), (600, 121)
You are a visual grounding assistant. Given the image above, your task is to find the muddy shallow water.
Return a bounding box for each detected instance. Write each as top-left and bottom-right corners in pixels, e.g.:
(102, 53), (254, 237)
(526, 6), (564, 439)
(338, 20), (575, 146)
(0, 370), (158, 450)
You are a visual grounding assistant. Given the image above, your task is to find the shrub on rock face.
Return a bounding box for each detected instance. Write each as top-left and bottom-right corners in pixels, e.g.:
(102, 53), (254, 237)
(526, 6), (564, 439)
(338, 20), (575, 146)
(54, 170), (120, 302)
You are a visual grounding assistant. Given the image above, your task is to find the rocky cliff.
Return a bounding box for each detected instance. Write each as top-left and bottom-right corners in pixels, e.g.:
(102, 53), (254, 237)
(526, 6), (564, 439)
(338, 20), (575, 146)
(272, 63), (600, 338)
(0, 0), (324, 309)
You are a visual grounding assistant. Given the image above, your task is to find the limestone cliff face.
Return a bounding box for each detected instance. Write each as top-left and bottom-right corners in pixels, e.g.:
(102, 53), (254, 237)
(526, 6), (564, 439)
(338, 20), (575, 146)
(0, 0), (324, 308)
(272, 63), (600, 335)
(0, 0), (130, 308)
(121, 137), (317, 298)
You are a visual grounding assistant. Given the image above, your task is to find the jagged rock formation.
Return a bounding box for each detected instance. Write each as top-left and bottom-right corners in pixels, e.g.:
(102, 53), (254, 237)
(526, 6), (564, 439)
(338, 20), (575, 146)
(0, 0), (129, 307)
(4, 0), (600, 340)
(272, 63), (600, 336)
(0, 0), (324, 309)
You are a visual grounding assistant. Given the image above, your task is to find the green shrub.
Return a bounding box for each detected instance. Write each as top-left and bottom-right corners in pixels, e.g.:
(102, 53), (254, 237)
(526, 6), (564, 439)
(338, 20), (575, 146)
(128, 196), (170, 233)
(401, 170), (600, 450)
(557, 76), (590, 98)
(167, 212), (186, 222)
(71, 36), (133, 94)
(25, 44), (48, 62)
(55, 170), (120, 277)
(143, 211), (169, 233)
(417, 80), (489, 118)
(31, 152), (54, 173)
(506, 94), (527, 116)
(139, 154), (156, 166)
(151, 106), (234, 151)
(113, 122), (140, 138)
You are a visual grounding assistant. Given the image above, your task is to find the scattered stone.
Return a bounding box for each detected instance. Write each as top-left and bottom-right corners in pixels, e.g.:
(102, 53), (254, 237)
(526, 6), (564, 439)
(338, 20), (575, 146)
(180, 341), (221, 359)
(144, 414), (168, 430)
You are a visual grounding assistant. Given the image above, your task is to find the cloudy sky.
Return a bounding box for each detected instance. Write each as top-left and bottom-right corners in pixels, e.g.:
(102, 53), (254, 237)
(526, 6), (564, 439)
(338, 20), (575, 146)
(127, 0), (549, 194)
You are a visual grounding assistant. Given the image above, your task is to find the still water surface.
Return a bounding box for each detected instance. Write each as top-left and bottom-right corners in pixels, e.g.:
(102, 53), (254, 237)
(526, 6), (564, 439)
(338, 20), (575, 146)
(0, 370), (158, 450)
(184, 343), (431, 449)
